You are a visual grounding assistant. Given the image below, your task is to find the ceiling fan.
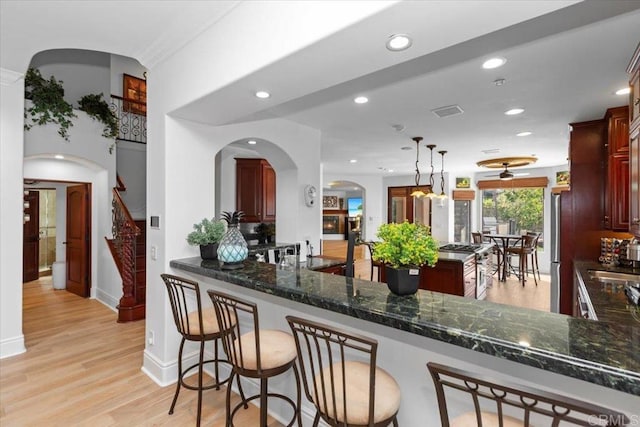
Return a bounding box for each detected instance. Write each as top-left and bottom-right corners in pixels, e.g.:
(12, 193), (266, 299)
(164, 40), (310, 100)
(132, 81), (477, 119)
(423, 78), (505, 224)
(477, 156), (535, 180)
(485, 163), (531, 180)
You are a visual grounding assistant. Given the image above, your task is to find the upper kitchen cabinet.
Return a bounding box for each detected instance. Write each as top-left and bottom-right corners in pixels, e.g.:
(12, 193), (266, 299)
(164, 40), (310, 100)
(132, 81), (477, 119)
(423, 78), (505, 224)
(628, 43), (640, 236)
(604, 106), (630, 231)
(236, 158), (276, 223)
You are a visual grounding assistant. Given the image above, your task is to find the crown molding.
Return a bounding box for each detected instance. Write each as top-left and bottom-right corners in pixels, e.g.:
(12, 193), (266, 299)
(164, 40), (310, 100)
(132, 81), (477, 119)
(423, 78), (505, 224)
(0, 68), (24, 86)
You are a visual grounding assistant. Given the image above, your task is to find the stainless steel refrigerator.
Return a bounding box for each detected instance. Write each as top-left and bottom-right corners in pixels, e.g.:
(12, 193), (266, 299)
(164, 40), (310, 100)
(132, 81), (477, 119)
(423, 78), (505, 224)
(550, 193), (561, 313)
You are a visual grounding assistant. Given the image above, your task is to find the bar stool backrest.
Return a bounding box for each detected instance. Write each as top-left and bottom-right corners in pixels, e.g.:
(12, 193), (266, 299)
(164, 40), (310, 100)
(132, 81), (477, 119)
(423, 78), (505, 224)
(472, 232), (483, 244)
(161, 273), (206, 339)
(287, 315), (379, 426)
(207, 290), (261, 374)
(427, 362), (629, 426)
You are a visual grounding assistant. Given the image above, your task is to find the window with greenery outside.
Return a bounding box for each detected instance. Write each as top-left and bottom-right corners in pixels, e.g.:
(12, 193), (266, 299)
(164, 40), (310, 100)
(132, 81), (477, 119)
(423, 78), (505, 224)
(482, 188), (544, 248)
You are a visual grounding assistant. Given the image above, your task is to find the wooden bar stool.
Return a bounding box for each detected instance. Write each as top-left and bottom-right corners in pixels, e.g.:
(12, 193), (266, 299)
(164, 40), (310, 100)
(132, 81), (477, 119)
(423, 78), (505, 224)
(161, 274), (234, 427)
(506, 234), (538, 286)
(287, 315), (400, 427)
(427, 362), (629, 426)
(207, 289), (301, 427)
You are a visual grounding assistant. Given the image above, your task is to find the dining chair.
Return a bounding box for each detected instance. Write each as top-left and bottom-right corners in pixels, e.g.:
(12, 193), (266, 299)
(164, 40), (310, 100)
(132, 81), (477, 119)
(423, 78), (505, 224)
(161, 274), (233, 427)
(427, 362), (629, 427)
(287, 315), (400, 427)
(506, 234), (538, 286)
(526, 231), (542, 281)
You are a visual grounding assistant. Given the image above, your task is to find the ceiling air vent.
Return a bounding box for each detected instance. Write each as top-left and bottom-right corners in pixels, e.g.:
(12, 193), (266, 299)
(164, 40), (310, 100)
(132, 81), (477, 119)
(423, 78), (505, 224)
(432, 105), (464, 118)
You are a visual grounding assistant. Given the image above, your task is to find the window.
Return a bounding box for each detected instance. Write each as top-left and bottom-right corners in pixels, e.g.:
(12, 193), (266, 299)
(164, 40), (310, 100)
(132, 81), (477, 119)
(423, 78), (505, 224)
(481, 187), (545, 248)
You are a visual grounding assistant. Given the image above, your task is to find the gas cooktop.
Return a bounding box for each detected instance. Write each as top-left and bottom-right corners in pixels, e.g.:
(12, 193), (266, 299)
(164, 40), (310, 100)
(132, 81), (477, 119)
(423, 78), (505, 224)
(439, 243), (484, 253)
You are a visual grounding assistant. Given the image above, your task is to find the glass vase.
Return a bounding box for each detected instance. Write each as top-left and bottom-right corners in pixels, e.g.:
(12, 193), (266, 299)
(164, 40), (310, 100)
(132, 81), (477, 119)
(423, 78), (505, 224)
(217, 224), (248, 269)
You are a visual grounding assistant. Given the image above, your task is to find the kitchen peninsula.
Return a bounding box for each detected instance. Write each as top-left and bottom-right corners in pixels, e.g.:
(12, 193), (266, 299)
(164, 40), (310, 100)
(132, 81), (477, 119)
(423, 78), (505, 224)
(169, 257), (638, 424)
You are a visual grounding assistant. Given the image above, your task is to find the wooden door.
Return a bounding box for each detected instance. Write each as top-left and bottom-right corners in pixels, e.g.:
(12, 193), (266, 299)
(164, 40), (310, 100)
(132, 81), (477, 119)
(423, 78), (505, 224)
(66, 184), (91, 297)
(23, 191), (40, 282)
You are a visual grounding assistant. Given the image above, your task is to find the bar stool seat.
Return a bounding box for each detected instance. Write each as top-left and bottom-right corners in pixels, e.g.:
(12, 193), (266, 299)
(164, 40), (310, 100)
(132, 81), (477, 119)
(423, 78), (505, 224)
(314, 360), (400, 425)
(232, 330), (297, 370)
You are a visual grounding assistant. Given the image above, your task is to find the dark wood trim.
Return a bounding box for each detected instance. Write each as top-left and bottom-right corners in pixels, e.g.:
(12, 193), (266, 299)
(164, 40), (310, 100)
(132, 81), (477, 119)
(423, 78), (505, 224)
(476, 177), (549, 189)
(452, 190), (475, 200)
(323, 209), (348, 215)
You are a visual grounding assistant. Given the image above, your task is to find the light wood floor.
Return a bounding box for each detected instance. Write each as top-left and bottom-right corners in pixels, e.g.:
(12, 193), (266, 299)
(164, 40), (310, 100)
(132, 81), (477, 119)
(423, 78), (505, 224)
(322, 240), (551, 312)
(0, 277), (278, 427)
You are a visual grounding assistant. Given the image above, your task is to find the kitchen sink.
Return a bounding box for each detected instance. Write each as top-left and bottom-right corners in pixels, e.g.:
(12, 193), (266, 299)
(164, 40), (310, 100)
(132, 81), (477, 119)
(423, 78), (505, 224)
(588, 270), (640, 284)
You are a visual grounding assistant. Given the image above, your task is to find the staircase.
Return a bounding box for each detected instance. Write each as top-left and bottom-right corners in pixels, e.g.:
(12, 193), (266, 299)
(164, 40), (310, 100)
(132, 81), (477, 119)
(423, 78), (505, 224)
(105, 176), (145, 322)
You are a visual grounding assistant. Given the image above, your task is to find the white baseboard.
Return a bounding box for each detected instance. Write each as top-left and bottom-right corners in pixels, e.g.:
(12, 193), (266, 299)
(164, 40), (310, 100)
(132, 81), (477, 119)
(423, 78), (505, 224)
(95, 288), (118, 311)
(0, 334), (26, 359)
(142, 346), (317, 424)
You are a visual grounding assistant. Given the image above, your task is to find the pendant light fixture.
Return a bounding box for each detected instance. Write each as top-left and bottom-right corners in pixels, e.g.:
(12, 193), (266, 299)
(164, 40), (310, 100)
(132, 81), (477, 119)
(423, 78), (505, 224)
(409, 137), (426, 198)
(425, 144), (437, 198)
(438, 150), (447, 199)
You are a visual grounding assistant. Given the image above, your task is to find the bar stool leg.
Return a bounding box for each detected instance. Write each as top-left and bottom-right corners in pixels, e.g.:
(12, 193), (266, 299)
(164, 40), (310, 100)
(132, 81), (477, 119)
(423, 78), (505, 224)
(260, 377), (268, 427)
(196, 340), (205, 426)
(169, 337), (186, 415)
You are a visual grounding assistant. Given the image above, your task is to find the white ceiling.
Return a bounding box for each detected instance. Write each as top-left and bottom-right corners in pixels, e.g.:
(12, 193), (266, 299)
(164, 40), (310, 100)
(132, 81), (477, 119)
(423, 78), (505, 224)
(2, 1), (640, 179)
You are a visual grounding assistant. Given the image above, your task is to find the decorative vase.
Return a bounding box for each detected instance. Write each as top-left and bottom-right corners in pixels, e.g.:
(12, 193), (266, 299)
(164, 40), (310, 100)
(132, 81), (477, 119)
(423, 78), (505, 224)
(199, 243), (219, 260)
(385, 266), (420, 295)
(217, 224), (248, 269)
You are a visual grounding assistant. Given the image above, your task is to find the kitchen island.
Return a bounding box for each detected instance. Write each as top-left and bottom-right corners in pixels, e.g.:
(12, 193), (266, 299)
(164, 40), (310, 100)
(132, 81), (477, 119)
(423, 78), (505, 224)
(169, 257), (638, 424)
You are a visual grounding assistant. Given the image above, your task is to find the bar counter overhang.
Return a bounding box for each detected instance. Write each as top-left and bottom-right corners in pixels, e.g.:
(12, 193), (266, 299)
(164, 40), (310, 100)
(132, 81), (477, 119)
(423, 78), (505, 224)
(167, 257), (639, 424)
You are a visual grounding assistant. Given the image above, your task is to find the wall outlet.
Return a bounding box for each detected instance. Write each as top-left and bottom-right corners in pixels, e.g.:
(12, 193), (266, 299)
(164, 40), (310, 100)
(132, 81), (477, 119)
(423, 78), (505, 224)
(151, 246), (157, 260)
(148, 331), (154, 345)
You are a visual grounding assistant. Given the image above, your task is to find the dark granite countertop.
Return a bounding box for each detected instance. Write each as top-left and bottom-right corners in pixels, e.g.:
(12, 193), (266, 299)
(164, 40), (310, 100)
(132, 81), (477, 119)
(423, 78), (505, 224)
(303, 256), (346, 270)
(170, 256), (640, 395)
(574, 260), (640, 325)
(437, 251), (475, 263)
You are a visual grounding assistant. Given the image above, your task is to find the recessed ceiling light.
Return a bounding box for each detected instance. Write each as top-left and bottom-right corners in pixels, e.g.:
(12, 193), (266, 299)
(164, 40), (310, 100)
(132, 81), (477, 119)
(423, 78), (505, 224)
(247, 140), (257, 145)
(516, 131), (532, 137)
(482, 57), (507, 69)
(386, 34), (412, 51)
(54, 154), (64, 159)
(505, 108), (524, 116)
(615, 87), (631, 95)
(349, 159), (358, 163)
(255, 90), (270, 99)
(354, 96), (368, 104)
(388, 169), (394, 173)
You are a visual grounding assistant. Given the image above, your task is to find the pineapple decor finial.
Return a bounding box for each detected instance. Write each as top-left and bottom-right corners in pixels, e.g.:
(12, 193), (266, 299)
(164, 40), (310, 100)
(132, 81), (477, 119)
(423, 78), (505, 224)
(221, 210), (245, 225)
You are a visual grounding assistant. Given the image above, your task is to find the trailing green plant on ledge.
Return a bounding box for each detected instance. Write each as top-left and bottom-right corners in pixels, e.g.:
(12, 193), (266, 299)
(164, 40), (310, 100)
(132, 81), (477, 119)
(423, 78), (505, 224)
(78, 93), (119, 153)
(24, 68), (76, 141)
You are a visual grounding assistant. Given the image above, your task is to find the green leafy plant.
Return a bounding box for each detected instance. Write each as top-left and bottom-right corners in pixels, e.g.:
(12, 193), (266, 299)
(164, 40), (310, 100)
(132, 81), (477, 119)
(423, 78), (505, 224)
(78, 93), (119, 153)
(186, 217), (226, 246)
(221, 211), (245, 225)
(24, 68), (76, 141)
(372, 221), (439, 268)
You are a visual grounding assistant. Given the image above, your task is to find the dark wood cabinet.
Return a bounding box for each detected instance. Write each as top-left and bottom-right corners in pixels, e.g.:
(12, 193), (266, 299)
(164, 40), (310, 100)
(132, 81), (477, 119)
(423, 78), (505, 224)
(387, 186), (431, 225)
(236, 158), (276, 223)
(628, 43), (640, 236)
(609, 153), (630, 230)
(603, 106), (629, 231)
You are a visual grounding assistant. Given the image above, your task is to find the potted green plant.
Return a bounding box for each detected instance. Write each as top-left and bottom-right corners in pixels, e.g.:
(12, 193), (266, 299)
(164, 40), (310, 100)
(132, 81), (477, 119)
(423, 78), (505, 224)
(254, 222), (275, 244)
(186, 217), (226, 260)
(372, 221), (439, 295)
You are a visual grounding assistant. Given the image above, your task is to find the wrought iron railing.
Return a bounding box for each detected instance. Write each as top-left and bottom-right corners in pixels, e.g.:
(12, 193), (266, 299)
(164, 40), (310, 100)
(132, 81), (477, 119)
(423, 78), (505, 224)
(110, 188), (142, 322)
(109, 95), (147, 144)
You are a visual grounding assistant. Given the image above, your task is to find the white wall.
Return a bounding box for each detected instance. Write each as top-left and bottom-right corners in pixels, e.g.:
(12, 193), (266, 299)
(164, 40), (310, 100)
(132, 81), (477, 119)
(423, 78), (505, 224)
(29, 50), (110, 108)
(116, 140), (146, 220)
(143, 112), (322, 384)
(0, 69), (27, 358)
